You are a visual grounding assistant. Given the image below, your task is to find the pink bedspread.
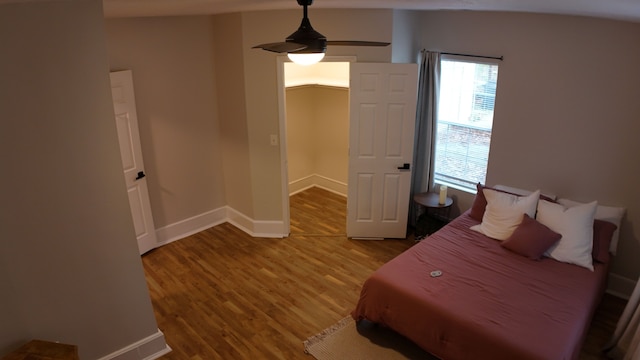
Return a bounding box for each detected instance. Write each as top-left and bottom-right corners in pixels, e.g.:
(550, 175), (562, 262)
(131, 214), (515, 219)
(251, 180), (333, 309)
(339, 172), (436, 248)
(352, 212), (608, 360)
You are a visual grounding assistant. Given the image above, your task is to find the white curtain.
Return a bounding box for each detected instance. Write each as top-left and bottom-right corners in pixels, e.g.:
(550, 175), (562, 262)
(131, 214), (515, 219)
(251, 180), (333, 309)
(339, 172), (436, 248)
(409, 50), (441, 226)
(606, 278), (640, 359)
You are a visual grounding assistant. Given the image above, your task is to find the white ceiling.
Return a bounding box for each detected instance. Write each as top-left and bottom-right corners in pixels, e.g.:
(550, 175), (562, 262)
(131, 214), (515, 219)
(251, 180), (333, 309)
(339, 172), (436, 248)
(285, 62), (350, 88)
(102, 0), (640, 23)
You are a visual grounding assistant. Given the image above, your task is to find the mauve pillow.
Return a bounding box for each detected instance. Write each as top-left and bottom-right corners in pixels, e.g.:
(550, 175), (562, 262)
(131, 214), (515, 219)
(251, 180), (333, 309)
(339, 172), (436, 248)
(469, 183), (554, 221)
(469, 183), (490, 221)
(501, 214), (562, 260)
(592, 219), (617, 263)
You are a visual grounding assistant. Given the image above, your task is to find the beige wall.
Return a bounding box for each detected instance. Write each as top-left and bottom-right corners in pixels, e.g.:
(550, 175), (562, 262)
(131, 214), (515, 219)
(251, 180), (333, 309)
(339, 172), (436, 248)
(314, 87), (350, 187)
(286, 87), (316, 187)
(241, 9), (394, 220)
(392, 10), (423, 63)
(212, 13), (255, 218)
(101, 9), (640, 292)
(103, 9), (394, 225)
(105, 16), (226, 228)
(286, 86), (350, 194)
(5, 5), (638, 358)
(0, 1), (162, 358)
(420, 11), (640, 285)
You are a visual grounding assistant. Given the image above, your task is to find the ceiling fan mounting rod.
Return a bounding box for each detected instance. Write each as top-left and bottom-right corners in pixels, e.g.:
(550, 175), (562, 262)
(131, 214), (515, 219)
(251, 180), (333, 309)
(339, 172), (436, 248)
(298, 0), (312, 20)
(286, 0), (326, 54)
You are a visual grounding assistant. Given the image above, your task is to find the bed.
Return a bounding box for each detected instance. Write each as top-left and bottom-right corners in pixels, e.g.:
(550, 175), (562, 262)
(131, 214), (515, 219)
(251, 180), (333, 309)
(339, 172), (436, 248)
(351, 185), (624, 360)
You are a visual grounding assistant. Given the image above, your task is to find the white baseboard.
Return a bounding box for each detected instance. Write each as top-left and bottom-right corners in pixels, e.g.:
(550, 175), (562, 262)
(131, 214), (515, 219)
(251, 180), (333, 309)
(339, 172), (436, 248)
(153, 177), (346, 244)
(289, 175), (316, 195)
(226, 207), (287, 238)
(315, 184), (347, 197)
(314, 176), (347, 196)
(289, 174), (347, 197)
(155, 207), (227, 246)
(97, 329), (171, 360)
(155, 206), (287, 244)
(607, 272), (637, 300)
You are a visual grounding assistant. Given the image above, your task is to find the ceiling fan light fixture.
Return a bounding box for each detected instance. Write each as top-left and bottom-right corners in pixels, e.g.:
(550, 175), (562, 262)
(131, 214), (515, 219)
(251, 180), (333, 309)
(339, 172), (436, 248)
(287, 52), (325, 66)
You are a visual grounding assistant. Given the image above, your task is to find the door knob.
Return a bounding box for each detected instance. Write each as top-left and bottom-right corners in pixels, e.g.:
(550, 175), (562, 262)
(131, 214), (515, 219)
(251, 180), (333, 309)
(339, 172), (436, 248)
(397, 163), (411, 170)
(135, 171), (146, 180)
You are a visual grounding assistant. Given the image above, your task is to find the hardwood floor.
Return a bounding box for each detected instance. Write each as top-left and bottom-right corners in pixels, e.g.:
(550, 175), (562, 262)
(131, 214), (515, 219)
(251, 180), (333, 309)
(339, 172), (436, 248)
(143, 187), (626, 359)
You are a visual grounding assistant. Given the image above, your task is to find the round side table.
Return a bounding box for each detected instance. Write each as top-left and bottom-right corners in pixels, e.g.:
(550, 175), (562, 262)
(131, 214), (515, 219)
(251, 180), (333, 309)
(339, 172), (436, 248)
(413, 192), (453, 239)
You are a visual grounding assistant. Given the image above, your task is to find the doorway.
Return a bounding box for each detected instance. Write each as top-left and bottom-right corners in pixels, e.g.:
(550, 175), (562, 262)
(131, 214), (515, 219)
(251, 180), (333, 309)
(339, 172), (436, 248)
(279, 57), (354, 236)
(278, 59), (419, 239)
(110, 70), (158, 254)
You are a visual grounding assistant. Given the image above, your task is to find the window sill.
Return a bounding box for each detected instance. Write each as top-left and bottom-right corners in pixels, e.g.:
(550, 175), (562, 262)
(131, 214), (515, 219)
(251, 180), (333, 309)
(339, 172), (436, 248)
(435, 181), (477, 195)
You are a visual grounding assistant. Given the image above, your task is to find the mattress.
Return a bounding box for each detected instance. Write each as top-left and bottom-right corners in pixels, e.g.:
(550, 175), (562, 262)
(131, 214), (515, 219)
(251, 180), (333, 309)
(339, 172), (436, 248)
(351, 212), (608, 360)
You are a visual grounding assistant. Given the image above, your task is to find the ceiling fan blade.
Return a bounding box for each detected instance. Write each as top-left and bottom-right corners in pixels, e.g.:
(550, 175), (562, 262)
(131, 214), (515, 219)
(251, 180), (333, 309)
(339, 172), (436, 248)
(252, 42), (308, 53)
(326, 40), (390, 47)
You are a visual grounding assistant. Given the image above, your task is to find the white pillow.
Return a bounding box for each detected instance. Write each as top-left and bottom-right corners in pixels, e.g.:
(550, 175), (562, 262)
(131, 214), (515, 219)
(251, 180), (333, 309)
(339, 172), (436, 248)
(537, 199), (597, 271)
(557, 198), (625, 255)
(470, 189), (540, 240)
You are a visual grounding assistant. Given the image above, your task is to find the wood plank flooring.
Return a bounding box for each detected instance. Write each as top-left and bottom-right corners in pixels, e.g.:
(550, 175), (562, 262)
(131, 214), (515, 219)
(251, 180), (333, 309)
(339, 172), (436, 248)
(143, 187), (626, 359)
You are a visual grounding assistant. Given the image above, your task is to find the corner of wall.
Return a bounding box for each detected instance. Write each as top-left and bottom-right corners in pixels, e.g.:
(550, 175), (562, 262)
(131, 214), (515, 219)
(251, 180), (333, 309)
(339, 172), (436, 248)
(391, 9), (421, 63)
(155, 206), (287, 246)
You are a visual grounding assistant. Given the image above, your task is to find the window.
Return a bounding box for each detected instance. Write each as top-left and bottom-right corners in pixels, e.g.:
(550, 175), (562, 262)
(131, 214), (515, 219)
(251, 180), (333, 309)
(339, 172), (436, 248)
(434, 57), (499, 192)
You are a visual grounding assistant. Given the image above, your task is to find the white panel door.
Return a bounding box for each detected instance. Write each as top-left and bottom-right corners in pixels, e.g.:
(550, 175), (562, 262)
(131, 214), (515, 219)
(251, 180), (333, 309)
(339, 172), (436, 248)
(110, 70), (158, 254)
(347, 63), (418, 239)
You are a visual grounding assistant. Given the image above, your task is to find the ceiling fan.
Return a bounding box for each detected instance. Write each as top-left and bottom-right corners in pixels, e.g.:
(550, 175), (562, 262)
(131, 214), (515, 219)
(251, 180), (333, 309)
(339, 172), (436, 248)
(253, 0), (390, 65)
